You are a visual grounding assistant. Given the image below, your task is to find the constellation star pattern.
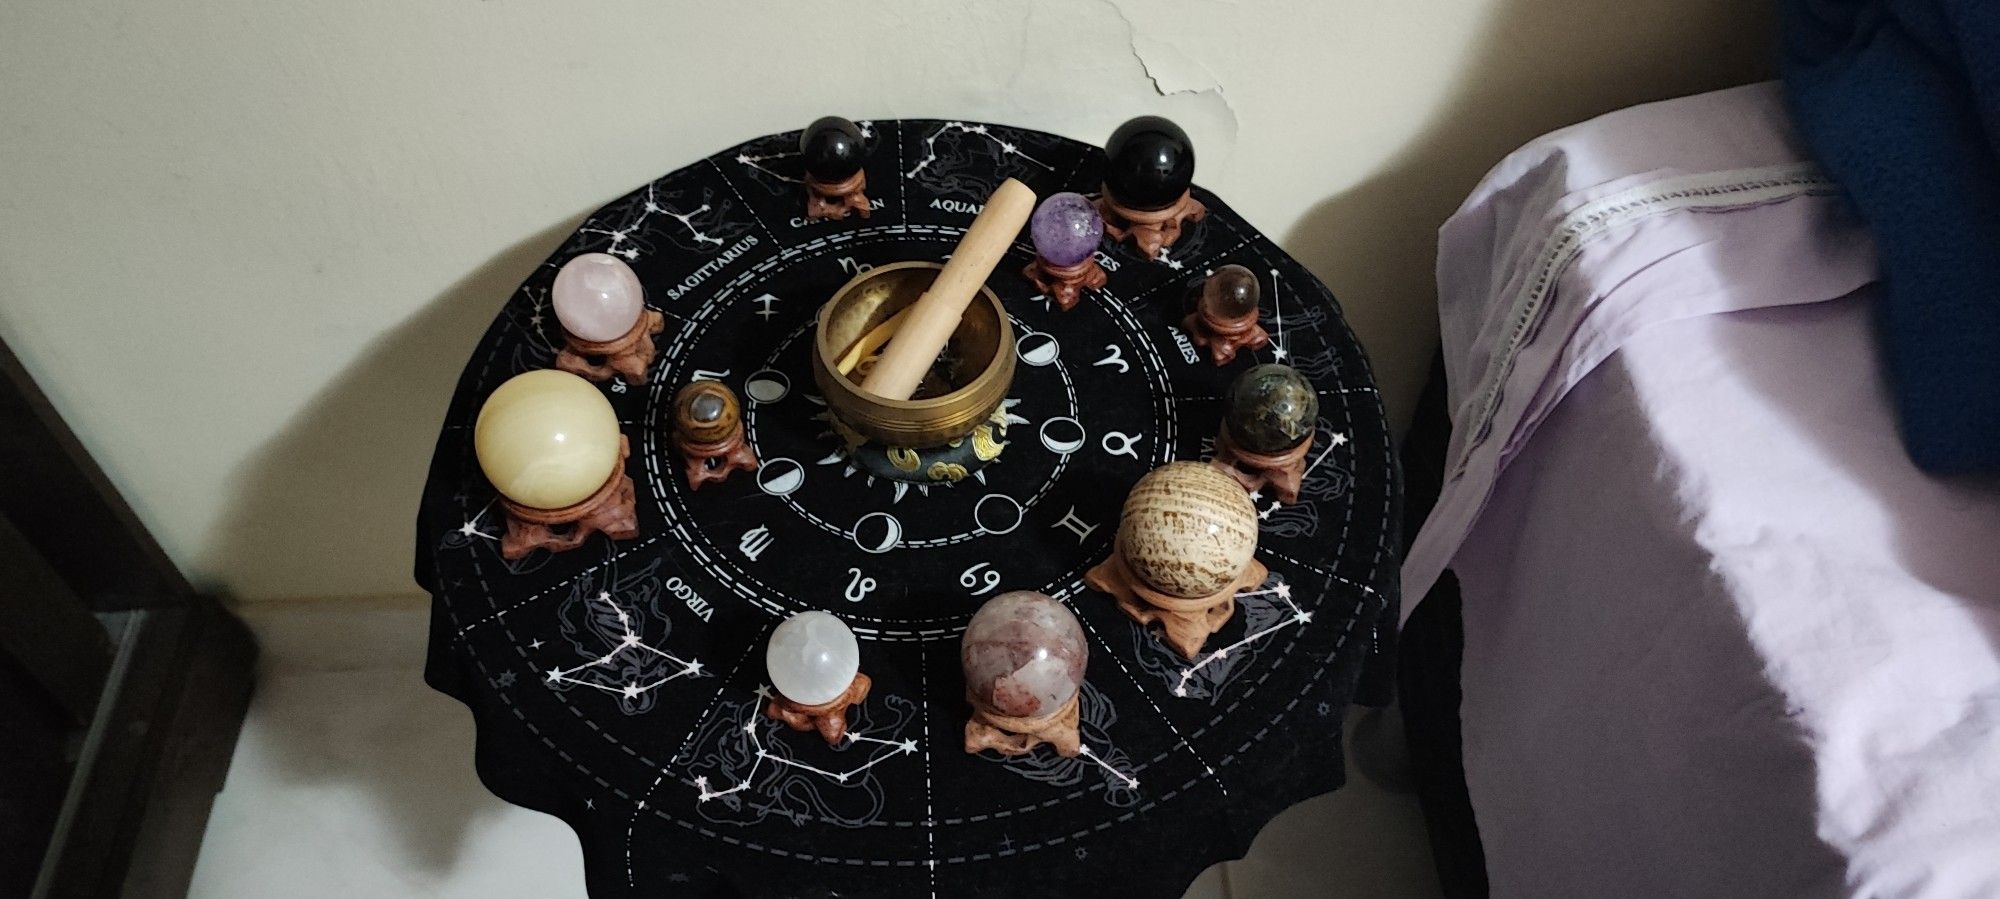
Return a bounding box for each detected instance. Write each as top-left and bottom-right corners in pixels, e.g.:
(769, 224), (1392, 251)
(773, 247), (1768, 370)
(544, 591), (707, 700)
(578, 184), (728, 260)
(907, 122), (1054, 179)
(1174, 582), (1311, 697)
(694, 705), (920, 803)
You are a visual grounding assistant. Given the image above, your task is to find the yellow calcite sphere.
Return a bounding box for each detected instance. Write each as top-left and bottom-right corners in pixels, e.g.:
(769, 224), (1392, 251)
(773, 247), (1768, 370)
(474, 370), (623, 510)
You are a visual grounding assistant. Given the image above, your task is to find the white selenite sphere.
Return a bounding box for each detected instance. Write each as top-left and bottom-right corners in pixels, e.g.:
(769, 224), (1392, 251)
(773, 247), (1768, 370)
(766, 611), (860, 706)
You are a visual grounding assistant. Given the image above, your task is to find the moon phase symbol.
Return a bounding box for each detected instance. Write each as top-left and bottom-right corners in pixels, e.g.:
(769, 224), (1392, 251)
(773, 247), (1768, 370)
(1016, 332), (1060, 367)
(1038, 417), (1085, 455)
(852, 512), (902, 553)
(745, 369), (790, 403)
(756, 457), (804, 496)
(973, 494), (1023, 535)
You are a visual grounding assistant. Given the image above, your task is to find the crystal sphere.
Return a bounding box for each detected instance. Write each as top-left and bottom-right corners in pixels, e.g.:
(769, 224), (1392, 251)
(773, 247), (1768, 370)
(800, 116), (866, 182)
(474, 370), (622, 509)
(1202, 264), (1261, 320)
(1103, 116), (1195, 211)
(1030, 192), (1104, 268)
(552, 253), (645, 343)
(767, 611), (860, 707)
(1116, 462), (1258, 598)
(962, 591), (1088, 719)
(1224, 364), (1318, 453)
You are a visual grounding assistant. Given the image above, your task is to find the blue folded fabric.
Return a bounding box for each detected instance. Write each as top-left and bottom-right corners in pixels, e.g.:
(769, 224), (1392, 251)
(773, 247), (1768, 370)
(1783, 0), (2000, 476)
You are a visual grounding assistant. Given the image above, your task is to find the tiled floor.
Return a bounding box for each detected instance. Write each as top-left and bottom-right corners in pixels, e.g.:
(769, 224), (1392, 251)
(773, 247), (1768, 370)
(187, 597), (1442, 898)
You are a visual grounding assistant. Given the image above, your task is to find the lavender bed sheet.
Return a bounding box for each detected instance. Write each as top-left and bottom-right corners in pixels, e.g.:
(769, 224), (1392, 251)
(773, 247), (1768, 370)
(1404, 83), (2000, 896)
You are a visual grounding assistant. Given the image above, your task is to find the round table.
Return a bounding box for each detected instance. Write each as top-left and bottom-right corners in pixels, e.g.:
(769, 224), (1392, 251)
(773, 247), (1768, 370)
(418, 119), (1399, 898)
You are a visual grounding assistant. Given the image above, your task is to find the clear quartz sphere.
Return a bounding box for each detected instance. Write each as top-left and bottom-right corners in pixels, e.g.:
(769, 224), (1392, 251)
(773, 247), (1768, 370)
(961, 591), (1088, 719)
(767, 611), (860, 706)
(1202, 264), (1260, 320)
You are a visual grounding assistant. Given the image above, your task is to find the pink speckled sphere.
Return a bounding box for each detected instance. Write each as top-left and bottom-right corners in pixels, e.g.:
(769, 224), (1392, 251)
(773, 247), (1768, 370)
(962, 591), (1088, 719)
(552, 253), (644, 342)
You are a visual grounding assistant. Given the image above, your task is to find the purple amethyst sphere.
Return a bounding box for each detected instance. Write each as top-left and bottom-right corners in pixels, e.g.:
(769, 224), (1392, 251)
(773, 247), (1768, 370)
(1029, 192), (1104, 268)
(961, 591), (1088, 719)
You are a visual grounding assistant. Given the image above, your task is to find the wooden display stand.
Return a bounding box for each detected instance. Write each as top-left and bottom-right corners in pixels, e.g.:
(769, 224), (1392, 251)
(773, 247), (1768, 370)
(556, 308), (665, 386)
(964, 693), (1082, 758)
(1085, 546), (1268, 660)
(1097, 190), (1207, 260)
(766, 673), (872, 747)
(805, 171), (872, 221)
(675, 429), (758, 491)
(1022, 256), (1108, 312)
(1183, 305), (1270, 366)
(1212, 427), (1313, 505)
(499, 435), (639, 560)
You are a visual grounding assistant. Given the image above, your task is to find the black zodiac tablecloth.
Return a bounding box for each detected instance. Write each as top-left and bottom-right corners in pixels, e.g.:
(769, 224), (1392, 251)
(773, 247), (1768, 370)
(418, 120), (1400, 898)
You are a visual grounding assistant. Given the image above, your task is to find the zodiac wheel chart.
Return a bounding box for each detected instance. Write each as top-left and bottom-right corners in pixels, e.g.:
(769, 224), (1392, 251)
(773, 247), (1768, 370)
(419, 119), (1399, 898)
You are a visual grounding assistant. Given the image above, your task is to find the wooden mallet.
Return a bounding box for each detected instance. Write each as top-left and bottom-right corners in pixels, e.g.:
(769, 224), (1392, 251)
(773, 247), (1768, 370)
(858, 178), (1037, 401)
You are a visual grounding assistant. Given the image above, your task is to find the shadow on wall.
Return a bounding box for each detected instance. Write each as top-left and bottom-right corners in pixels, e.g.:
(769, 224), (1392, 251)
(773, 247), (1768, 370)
(195, 212), (591, 603)
(1281, 0), (1776, 432)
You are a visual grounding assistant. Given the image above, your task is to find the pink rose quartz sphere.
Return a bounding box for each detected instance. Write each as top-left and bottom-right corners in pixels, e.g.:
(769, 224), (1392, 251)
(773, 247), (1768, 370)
(552, 253), (645, 342)
(962, 591), (1088, 719)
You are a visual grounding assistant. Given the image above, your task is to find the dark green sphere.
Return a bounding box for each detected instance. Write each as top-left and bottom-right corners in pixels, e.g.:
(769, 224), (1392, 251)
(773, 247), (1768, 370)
(1103, 116), (1194, 211)
(1223, 364), (1318, 453)
(800, 116), (866, 181)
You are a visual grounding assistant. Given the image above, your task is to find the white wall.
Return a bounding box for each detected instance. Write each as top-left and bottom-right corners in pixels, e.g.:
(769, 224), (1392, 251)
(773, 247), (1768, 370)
(0, 0), (1773, 602)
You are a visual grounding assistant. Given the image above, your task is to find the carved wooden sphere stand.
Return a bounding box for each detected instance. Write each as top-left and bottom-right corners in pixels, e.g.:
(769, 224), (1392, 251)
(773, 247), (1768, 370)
(766, 672), (872, 748)
(805, 171), (872, 221)
(1096, 189), (1207, 260)
(964, 692), (1082, 758)
(672, 381), (759, 491)
(1213, 426), (1313, 505)
(1086, 547), (1268, 660)
(556, 308), (665, 386)
(1022, 256), (1108, 312)
(498, 435), (639, 560)
(1183, 305), (1269, 366)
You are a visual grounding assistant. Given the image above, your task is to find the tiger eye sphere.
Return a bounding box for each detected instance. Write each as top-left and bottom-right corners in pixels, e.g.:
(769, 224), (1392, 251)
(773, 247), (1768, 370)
(1224, 364), (1318, 454)
(474, 370), (622, 509)
(1116, 462), (1258, 598)
(1103, 116), (1195, 211)
(674, 381), (740, 444)
(800, 116), (867, 182)
(1201, 264), (1261, 321)
(962, 591), (1088, 719)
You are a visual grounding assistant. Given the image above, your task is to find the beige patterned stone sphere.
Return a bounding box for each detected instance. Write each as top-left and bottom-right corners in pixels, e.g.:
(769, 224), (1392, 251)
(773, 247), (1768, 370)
(1115, 461), (1258, 598)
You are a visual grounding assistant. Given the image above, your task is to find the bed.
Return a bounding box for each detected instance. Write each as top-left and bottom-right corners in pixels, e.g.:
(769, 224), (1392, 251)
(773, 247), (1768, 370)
(1400, 82), (2000, 897)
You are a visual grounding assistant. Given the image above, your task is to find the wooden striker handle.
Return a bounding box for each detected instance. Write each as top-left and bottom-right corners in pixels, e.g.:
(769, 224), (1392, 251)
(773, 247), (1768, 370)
(859, 179), (1036, 400)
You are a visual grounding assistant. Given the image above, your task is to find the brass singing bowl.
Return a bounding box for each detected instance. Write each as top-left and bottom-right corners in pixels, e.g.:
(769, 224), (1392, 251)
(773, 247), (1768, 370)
(813, 261), (1016, 448)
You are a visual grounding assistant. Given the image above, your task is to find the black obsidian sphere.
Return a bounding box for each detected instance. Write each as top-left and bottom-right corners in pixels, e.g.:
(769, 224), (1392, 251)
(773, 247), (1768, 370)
(1223, 364), (1318, 454)
(1103, 116), (1195, 211)
(800, 116), (867, 181)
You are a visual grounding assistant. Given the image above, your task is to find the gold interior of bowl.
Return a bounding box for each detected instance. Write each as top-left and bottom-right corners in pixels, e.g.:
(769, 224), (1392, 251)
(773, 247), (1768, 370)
(813, 261), (1016, 448)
